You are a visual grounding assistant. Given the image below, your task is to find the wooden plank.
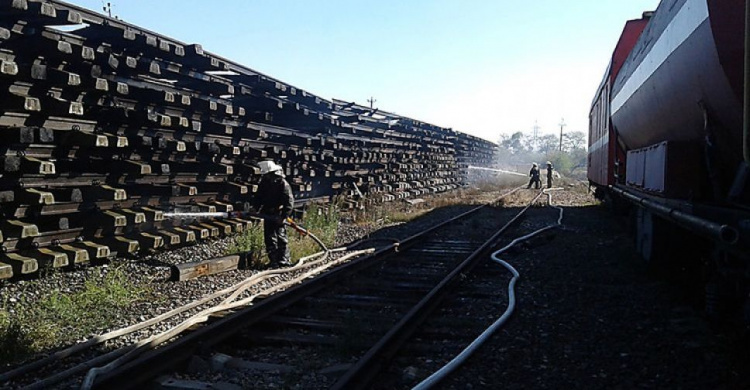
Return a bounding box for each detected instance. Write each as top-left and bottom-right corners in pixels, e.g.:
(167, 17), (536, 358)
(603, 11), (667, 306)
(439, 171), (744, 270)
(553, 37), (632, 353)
(170, 255), (240, 281)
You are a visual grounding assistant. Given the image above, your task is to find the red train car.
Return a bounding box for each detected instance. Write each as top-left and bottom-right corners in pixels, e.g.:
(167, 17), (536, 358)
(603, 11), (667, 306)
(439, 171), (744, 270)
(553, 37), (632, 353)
(588, 14), (650, 187)
(590, 0), (750, 322)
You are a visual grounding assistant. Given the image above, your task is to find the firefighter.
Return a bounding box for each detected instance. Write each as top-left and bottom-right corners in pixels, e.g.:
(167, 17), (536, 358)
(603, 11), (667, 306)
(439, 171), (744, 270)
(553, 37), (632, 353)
(546, 161), (554, 188)
(527, 163), (541, 189)
(254, 160), (294, 267)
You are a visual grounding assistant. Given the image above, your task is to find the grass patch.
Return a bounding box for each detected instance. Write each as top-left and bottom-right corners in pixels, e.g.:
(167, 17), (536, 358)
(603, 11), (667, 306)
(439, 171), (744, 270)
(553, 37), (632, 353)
(290, 202), (339, 261)
(349, 187), (492, 227)
(0, 266), (151, 365)
(226, 222), (266, 267)
(226, 203), (340, 266)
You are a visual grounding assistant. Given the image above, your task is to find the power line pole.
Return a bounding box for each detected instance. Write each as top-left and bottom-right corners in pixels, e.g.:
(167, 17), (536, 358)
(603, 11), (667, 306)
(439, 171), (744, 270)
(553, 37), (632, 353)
(367, 96), (377, 109)
(532, 120), (540, 150)
(558, 118), (566, 152)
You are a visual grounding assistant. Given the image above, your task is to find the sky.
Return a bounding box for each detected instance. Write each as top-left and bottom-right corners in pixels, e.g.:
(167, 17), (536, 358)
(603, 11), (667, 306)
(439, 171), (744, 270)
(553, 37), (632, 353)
(66, 0), (661, 143)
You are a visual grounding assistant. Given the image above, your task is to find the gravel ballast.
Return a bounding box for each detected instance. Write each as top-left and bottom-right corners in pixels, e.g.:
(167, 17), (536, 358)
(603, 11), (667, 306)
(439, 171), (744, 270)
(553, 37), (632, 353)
(1, 184), (748, 389)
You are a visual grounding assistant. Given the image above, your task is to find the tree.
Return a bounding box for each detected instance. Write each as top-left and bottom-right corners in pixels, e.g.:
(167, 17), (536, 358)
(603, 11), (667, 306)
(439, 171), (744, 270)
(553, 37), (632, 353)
(499, 131), (527, 154)
(549, 152), (573, 175)
(563, 131), (586, 152)
(538, 134), (558, 156)
(495, 130), (589, 179)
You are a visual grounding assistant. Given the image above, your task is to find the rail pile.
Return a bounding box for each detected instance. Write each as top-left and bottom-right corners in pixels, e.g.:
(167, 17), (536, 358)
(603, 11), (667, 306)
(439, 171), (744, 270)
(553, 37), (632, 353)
(0, 0), (496, 278)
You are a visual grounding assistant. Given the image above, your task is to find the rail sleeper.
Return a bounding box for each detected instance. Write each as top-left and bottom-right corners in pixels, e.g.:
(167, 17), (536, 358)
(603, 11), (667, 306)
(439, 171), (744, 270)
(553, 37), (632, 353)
(170, 254), (241, 281)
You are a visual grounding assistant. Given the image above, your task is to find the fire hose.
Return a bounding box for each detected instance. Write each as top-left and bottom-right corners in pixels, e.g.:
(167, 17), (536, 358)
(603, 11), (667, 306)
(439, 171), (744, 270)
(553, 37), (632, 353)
(413, 188), (565, 389)
(163, 210), (328, 252)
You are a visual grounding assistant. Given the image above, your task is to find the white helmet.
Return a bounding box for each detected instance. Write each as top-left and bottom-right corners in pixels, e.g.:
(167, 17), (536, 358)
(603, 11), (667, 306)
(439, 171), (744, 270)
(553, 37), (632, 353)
(258, 160), (283, 175)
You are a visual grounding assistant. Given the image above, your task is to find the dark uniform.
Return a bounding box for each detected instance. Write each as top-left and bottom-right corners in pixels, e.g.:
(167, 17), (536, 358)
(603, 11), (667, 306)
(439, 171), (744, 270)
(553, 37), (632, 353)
(254, 172), (294, 266)
(527, 164), (541, 189)
(546, 162), (554, 189)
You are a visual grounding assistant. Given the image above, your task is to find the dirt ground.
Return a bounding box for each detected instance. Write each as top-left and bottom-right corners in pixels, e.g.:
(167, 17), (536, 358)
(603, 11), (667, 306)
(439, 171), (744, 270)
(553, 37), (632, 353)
(440, 188), (749, 390)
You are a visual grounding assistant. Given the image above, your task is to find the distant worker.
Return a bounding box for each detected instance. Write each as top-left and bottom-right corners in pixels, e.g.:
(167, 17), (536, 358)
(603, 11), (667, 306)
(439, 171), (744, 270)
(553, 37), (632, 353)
(254, 160), (294, 267)
(546, 161), (554, 188)
(527, 163), (541, 189)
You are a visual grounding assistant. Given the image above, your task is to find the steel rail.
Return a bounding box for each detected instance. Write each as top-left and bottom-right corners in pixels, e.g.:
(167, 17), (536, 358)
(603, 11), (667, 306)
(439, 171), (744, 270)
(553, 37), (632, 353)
(89, 187), (523, 389)
(413, 188), (564, 389)
(331, 190), (544, 389)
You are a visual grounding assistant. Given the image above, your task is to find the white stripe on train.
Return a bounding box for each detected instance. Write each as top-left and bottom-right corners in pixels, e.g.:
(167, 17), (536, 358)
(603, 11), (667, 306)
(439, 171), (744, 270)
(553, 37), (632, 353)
(611, 0), (709, 115)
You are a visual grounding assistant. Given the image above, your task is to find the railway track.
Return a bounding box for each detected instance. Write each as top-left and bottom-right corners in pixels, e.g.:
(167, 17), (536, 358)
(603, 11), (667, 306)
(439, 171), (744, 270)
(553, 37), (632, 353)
(1, 187), (532, 388)
(52, 187), (562, 389)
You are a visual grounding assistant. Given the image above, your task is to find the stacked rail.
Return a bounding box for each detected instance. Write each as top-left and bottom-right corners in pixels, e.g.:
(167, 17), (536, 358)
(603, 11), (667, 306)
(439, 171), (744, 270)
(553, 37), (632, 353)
(0, 0), (497, 278)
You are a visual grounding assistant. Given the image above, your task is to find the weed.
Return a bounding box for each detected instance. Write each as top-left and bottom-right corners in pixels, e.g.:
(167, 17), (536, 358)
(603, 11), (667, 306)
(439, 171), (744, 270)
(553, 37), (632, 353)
(226, 203), (340, 266)
(227, 222), (266, 267)
(299, 202), (339, 245)
(0, 311), (34, 364)
(289, 202), (340, 261)
(0, 266), (151, 365)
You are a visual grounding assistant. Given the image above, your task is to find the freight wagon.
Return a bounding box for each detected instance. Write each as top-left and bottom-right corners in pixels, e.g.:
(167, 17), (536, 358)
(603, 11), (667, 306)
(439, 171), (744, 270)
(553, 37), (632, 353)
(589, 0), (750, 322)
